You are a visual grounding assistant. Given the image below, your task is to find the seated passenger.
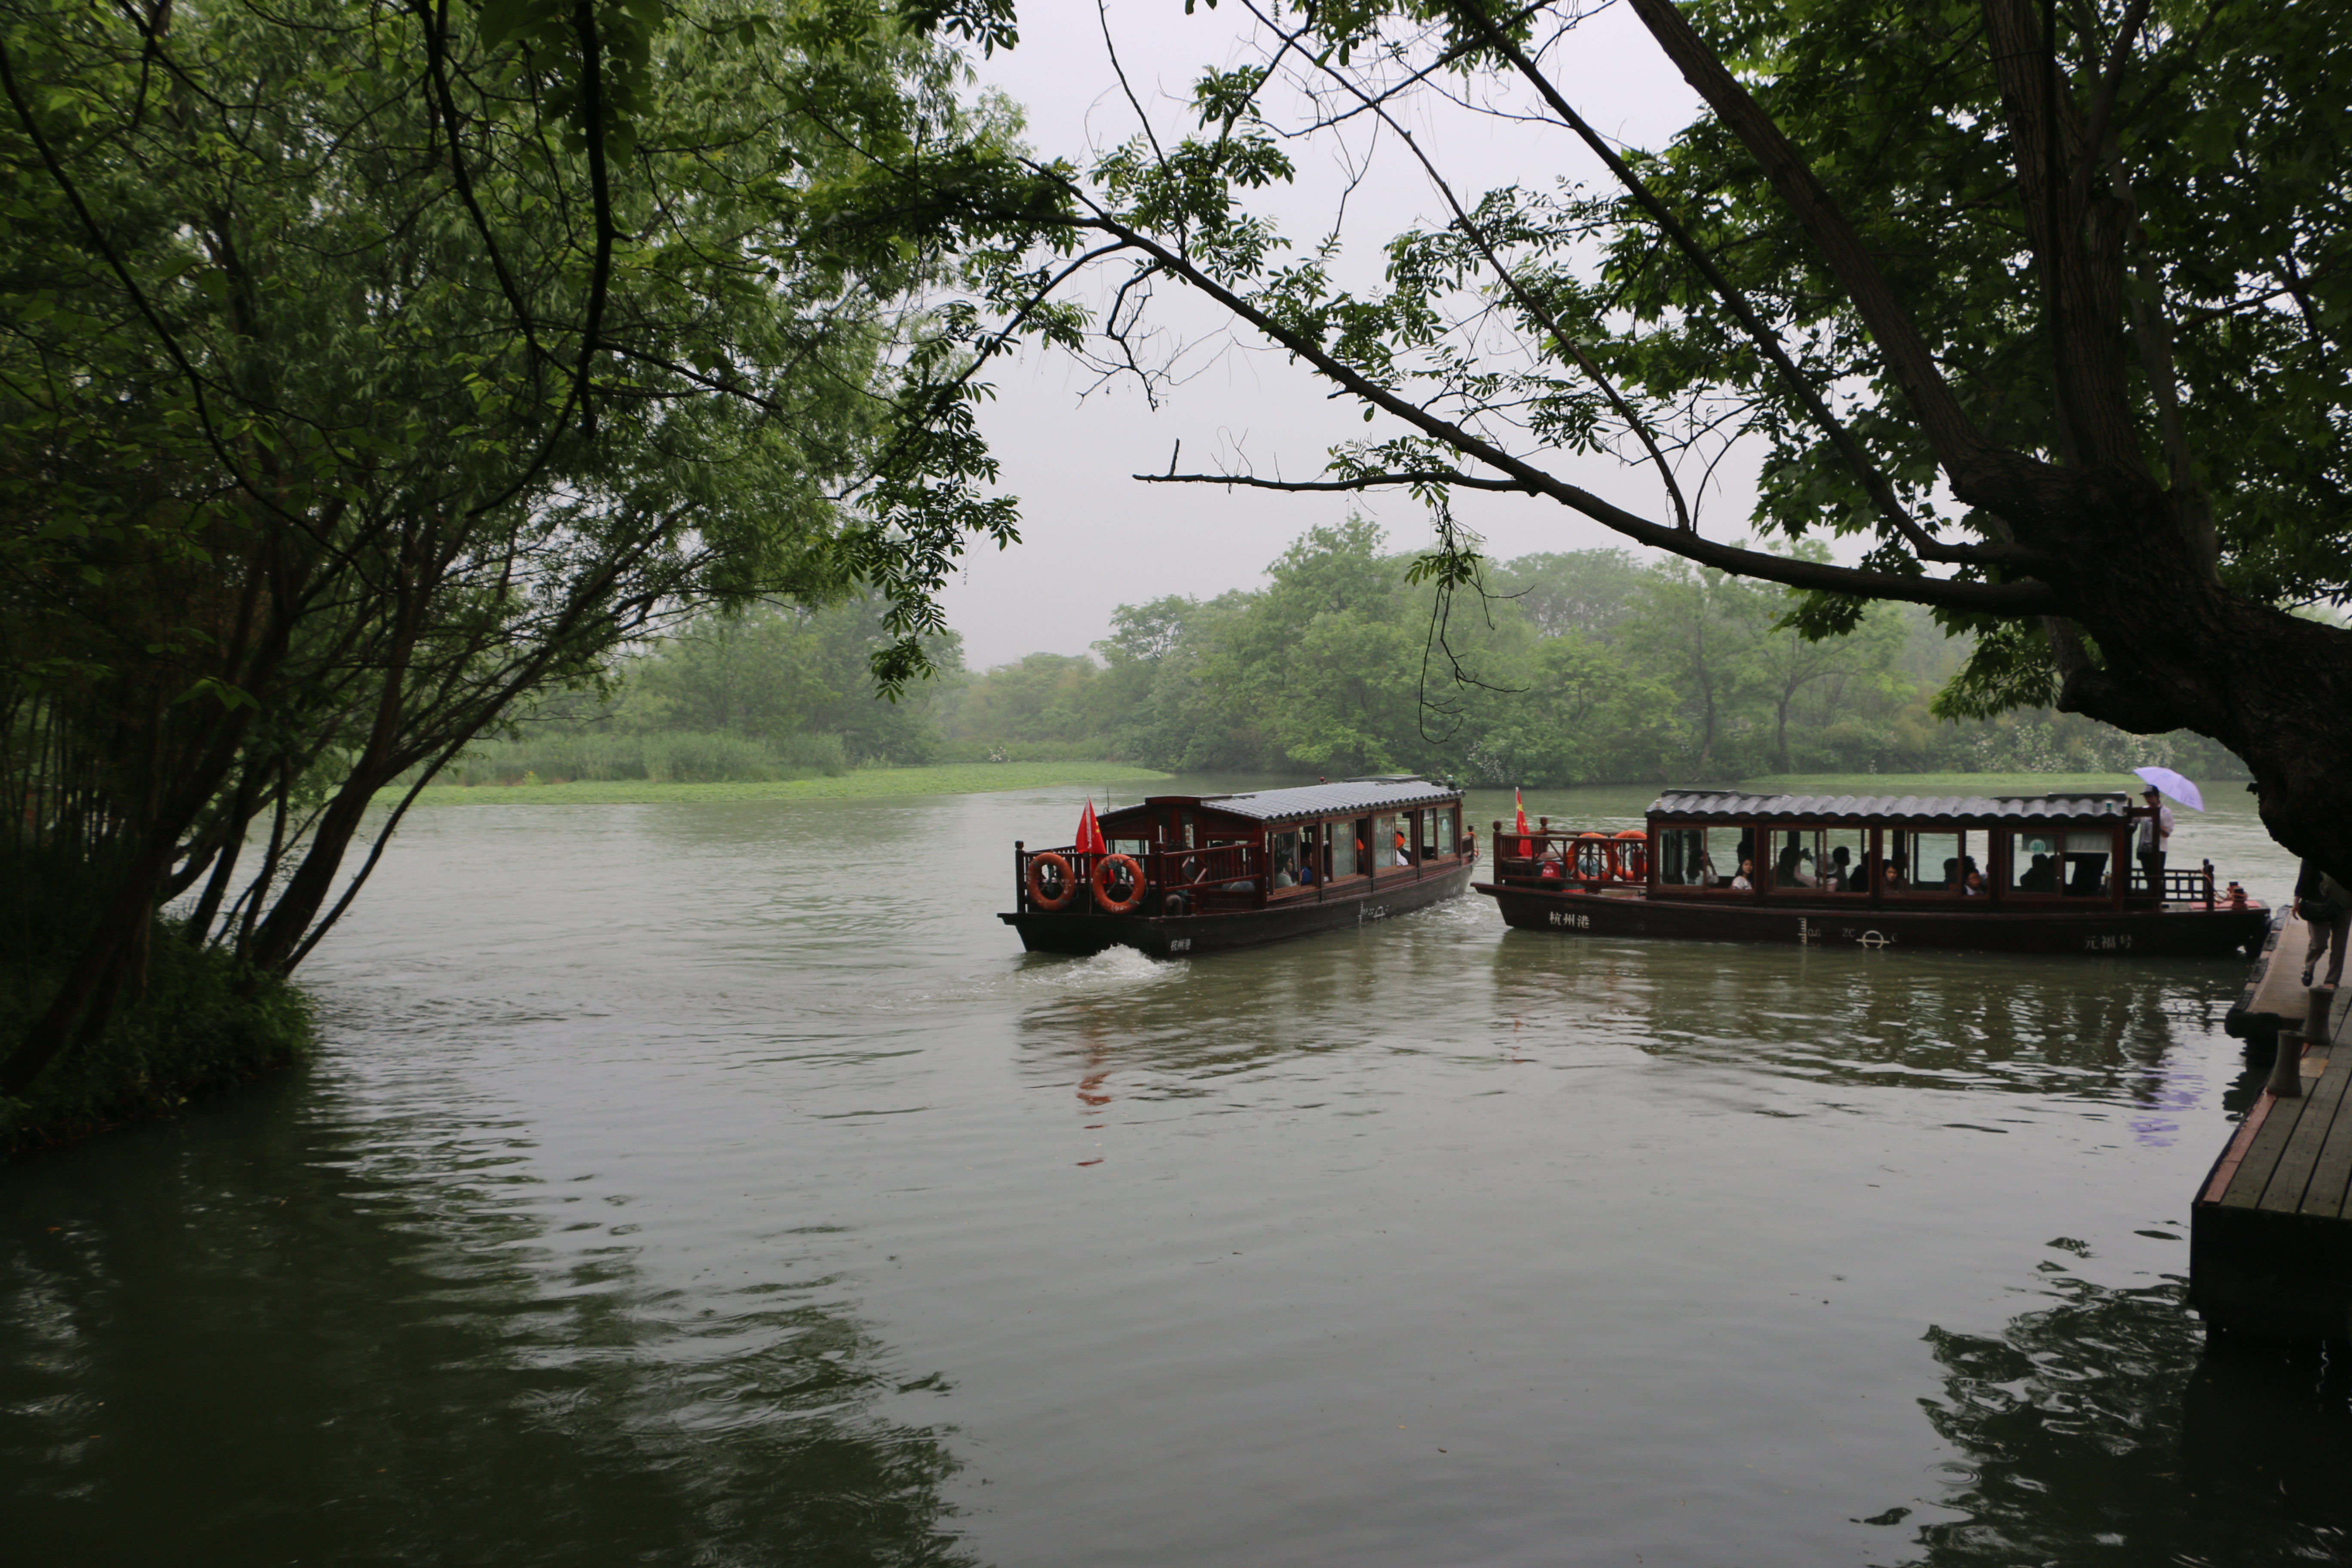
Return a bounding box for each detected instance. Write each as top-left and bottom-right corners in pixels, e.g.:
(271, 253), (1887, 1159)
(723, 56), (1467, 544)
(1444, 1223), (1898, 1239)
(1792, 851), (1819, 888)
(2019, 852), (2057, 893)
(1826, 846), (1853, 891)
(1941, 857), (1962, 891)
(1776, 845), (1802, 885)
(1731, 857), (1756, 891)
(1962, 868), (1986, 896)
(1298, 859), (1317, 886)
(1273, 857), (1296, 889)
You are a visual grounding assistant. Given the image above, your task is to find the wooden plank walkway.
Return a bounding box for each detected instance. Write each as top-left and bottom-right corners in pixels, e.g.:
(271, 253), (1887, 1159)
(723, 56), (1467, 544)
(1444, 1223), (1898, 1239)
(2190, 955), (2352, 1343)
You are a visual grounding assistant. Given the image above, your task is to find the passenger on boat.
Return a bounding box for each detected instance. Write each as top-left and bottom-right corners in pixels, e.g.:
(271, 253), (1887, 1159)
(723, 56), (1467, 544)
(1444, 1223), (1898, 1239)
(1731, 858), (1755, 891)
(1394, 826), (1412, 864)
(1538, 842), (1565, 880)
(1941, 857), (1962, 891)
(2019, 852), (2059, 893)
(1962, 865), (1986, 896)
(1298, 858), (1318, 887)
(1273, 856), (1297, 889)
(1688, 851), (1717, 887)
(1826, 846), (1853, 891)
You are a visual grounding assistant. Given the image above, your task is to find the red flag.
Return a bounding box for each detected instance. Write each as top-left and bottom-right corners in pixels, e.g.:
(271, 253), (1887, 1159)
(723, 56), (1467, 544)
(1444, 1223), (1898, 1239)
(1514, 788), (1532, 859)
(1075, 798), (1108, 855)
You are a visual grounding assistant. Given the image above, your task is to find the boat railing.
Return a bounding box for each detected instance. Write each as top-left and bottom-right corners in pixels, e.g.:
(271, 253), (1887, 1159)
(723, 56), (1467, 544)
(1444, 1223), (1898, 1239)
(1488, 824), (1644, 889)
(1012, 841), (1262, 915)
(1013, 826), (1474, 916)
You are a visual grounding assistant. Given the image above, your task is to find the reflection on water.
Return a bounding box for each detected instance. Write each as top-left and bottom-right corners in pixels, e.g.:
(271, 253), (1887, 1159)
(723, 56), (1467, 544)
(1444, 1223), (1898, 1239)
(0, 1072), (969, 1568)
(1893, 1263), (2351, 1564)
(0, 778), (2343, 1565)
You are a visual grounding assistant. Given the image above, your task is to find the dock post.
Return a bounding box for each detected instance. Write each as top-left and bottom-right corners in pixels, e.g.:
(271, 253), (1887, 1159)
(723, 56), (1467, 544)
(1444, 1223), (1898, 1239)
(1015, 841), (1025, 911)
(2268, 1028), (2305, 1099)
(2307, 984), (2333, 1049)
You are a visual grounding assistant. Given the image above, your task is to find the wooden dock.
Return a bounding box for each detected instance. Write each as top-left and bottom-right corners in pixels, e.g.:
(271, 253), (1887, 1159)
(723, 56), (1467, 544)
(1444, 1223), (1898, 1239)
(2190, 915), (2352, 1343)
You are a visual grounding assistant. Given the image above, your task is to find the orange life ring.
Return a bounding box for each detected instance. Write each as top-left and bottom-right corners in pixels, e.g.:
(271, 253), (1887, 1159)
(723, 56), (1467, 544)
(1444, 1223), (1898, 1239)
(1026, 851), (1078, 911)
(1093, 853), (1146, 913)
(1612, 829), (1649, 882)
(1572, 833), (1614, 881)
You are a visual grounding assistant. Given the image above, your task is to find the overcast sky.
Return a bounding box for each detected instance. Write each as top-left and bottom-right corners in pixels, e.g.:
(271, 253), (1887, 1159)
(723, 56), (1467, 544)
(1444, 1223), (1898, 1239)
(935, 0), (1745, 669)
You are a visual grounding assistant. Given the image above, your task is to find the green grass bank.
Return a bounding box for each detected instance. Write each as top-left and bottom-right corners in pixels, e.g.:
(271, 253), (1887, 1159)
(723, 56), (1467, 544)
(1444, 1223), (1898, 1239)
(387, 760), (1173, 807)
(2, 866), (313, 1158)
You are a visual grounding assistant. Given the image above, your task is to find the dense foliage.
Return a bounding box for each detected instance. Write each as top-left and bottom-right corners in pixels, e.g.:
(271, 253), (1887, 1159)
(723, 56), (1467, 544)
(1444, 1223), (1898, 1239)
(456, 593), (962, 783)
(899, 0), (2352, 875)
(0, 0), (1025, 1097)
(940, 521), (2248, 785)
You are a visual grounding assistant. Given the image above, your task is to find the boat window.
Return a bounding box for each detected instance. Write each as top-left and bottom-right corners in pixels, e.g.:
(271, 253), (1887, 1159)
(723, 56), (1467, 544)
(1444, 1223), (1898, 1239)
(1372, 813), (1399, 868)
(2007, 830), (2064, 895)
(1268, 829), (1302, 887)
(1675, 825), (1746, 888)
(1436, 810), (1456, 855)
(2059, 829), (2112, 897)
(1111, 838), (1149, 858)
(1331, 820), (1359, 879)
(1887, 830), (1969, 893)
(1766, 826), (1867, 892)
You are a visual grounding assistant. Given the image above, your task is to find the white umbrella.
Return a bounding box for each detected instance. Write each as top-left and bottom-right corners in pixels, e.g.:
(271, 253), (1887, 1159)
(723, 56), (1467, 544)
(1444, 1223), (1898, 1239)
(2132, 766), (2205, 811)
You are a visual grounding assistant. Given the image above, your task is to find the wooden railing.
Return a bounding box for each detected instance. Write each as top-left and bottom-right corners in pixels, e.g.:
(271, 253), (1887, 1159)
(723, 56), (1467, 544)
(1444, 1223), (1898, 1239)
(1489, 825), (1646, 889)
(1012, 832), (1477, 916)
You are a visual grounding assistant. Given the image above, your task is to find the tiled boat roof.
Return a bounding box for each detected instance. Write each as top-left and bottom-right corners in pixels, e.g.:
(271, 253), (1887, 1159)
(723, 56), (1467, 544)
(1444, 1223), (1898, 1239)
(1123, 776), (1460, 824)
(1650, 790), (2133, 824)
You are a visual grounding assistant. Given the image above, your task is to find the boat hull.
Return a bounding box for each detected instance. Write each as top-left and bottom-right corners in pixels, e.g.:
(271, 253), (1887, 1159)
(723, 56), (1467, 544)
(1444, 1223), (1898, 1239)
(1003, 861), (1477, 957)
(1477, 882), (2269, 957)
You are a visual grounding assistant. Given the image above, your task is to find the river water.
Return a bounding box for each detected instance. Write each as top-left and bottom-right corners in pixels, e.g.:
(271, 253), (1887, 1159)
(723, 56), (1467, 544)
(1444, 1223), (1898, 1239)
(5, 780), (2349, 1565)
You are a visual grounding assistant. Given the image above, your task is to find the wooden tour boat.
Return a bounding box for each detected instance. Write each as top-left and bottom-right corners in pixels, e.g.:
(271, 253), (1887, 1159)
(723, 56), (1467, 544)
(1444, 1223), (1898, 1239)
(1477, 789), (2269, 956)
(1003, 777), (1477, 957)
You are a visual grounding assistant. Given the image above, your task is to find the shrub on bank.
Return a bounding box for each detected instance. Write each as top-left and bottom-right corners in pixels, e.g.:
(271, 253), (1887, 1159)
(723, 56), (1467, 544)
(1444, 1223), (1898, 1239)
(433, 729), (850, 786)
(0, 858), (314, 1158)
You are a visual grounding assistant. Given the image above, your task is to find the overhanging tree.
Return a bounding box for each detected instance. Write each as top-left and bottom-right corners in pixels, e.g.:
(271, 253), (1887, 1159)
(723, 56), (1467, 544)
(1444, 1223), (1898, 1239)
(914, 0), (2352, 872)
(0, 0), (1026, 1094)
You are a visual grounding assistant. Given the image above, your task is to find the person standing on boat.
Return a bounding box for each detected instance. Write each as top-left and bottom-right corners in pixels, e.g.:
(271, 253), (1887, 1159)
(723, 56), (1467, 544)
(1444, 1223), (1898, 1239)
(2136, 786), (2175, 896)
(2294, 858), (2352, 988)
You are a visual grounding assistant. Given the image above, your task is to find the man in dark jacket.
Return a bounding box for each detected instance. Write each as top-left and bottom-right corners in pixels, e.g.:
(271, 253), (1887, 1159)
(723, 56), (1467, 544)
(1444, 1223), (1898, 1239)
(2294, 858), (2352, 989)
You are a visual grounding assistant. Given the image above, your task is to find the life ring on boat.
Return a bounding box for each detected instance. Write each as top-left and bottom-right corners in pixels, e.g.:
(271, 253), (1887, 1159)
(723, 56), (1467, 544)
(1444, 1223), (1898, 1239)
(1612, 829), (1648, 882)
(1163, 890), (1192, 917)
(1093, 853), (1147, 913)
(1572, 833), (1614, 881)
(1026, 851), (1078, 911)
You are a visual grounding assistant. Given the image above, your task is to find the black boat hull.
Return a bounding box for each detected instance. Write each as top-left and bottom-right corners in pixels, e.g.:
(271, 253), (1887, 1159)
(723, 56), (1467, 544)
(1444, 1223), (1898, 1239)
(1478, 881), (2269, 957)
(1003, 861), (1477, 957)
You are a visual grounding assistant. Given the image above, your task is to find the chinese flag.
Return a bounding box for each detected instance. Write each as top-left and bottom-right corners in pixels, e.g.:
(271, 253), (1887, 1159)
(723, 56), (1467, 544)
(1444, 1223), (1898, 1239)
(1514, 788), (1532, 858)
(1075, 799), (1108, 855)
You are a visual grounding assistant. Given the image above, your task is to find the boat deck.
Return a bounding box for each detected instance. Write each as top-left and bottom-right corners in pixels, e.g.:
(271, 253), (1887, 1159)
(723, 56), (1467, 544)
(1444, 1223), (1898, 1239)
(2190, 938), (2352, 1342)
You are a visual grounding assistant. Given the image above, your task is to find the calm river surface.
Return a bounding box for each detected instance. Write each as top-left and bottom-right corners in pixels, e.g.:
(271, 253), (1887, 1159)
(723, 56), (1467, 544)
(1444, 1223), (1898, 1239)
(6, 780), (2351, 1565)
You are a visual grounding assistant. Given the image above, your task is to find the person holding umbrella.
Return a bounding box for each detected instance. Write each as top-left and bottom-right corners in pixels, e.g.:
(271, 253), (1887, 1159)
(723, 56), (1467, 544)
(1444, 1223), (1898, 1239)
(2135, 785), (2174, 895)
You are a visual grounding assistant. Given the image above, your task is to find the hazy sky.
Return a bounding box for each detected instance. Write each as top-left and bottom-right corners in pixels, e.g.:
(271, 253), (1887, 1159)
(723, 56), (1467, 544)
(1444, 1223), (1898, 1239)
(936, 1), (1741, 669)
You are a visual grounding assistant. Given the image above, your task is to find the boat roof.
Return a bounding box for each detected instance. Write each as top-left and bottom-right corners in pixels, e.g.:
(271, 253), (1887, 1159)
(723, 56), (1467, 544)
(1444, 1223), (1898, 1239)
(1123, 776), (1460, 825)
(1650, 789), (2133, 824)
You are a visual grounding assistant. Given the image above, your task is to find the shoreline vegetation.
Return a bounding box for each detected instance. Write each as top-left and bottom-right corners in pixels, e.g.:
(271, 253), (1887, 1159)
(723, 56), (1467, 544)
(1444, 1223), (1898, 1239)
(384, 760), (1176, 808)
(384, 763), (2212, 812)
(2, 880), (313, 1159)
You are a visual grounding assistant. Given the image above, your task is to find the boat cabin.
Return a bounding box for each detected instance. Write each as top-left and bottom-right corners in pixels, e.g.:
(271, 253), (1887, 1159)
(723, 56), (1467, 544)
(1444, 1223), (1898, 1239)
(1495, 789), (2215, 907)
(1014, 776), (1471, 919)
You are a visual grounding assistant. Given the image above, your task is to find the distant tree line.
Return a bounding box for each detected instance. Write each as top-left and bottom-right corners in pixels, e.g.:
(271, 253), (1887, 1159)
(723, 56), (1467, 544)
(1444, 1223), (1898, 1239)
(936, 521), (2251, 786)
(457, 594), (962, 784)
